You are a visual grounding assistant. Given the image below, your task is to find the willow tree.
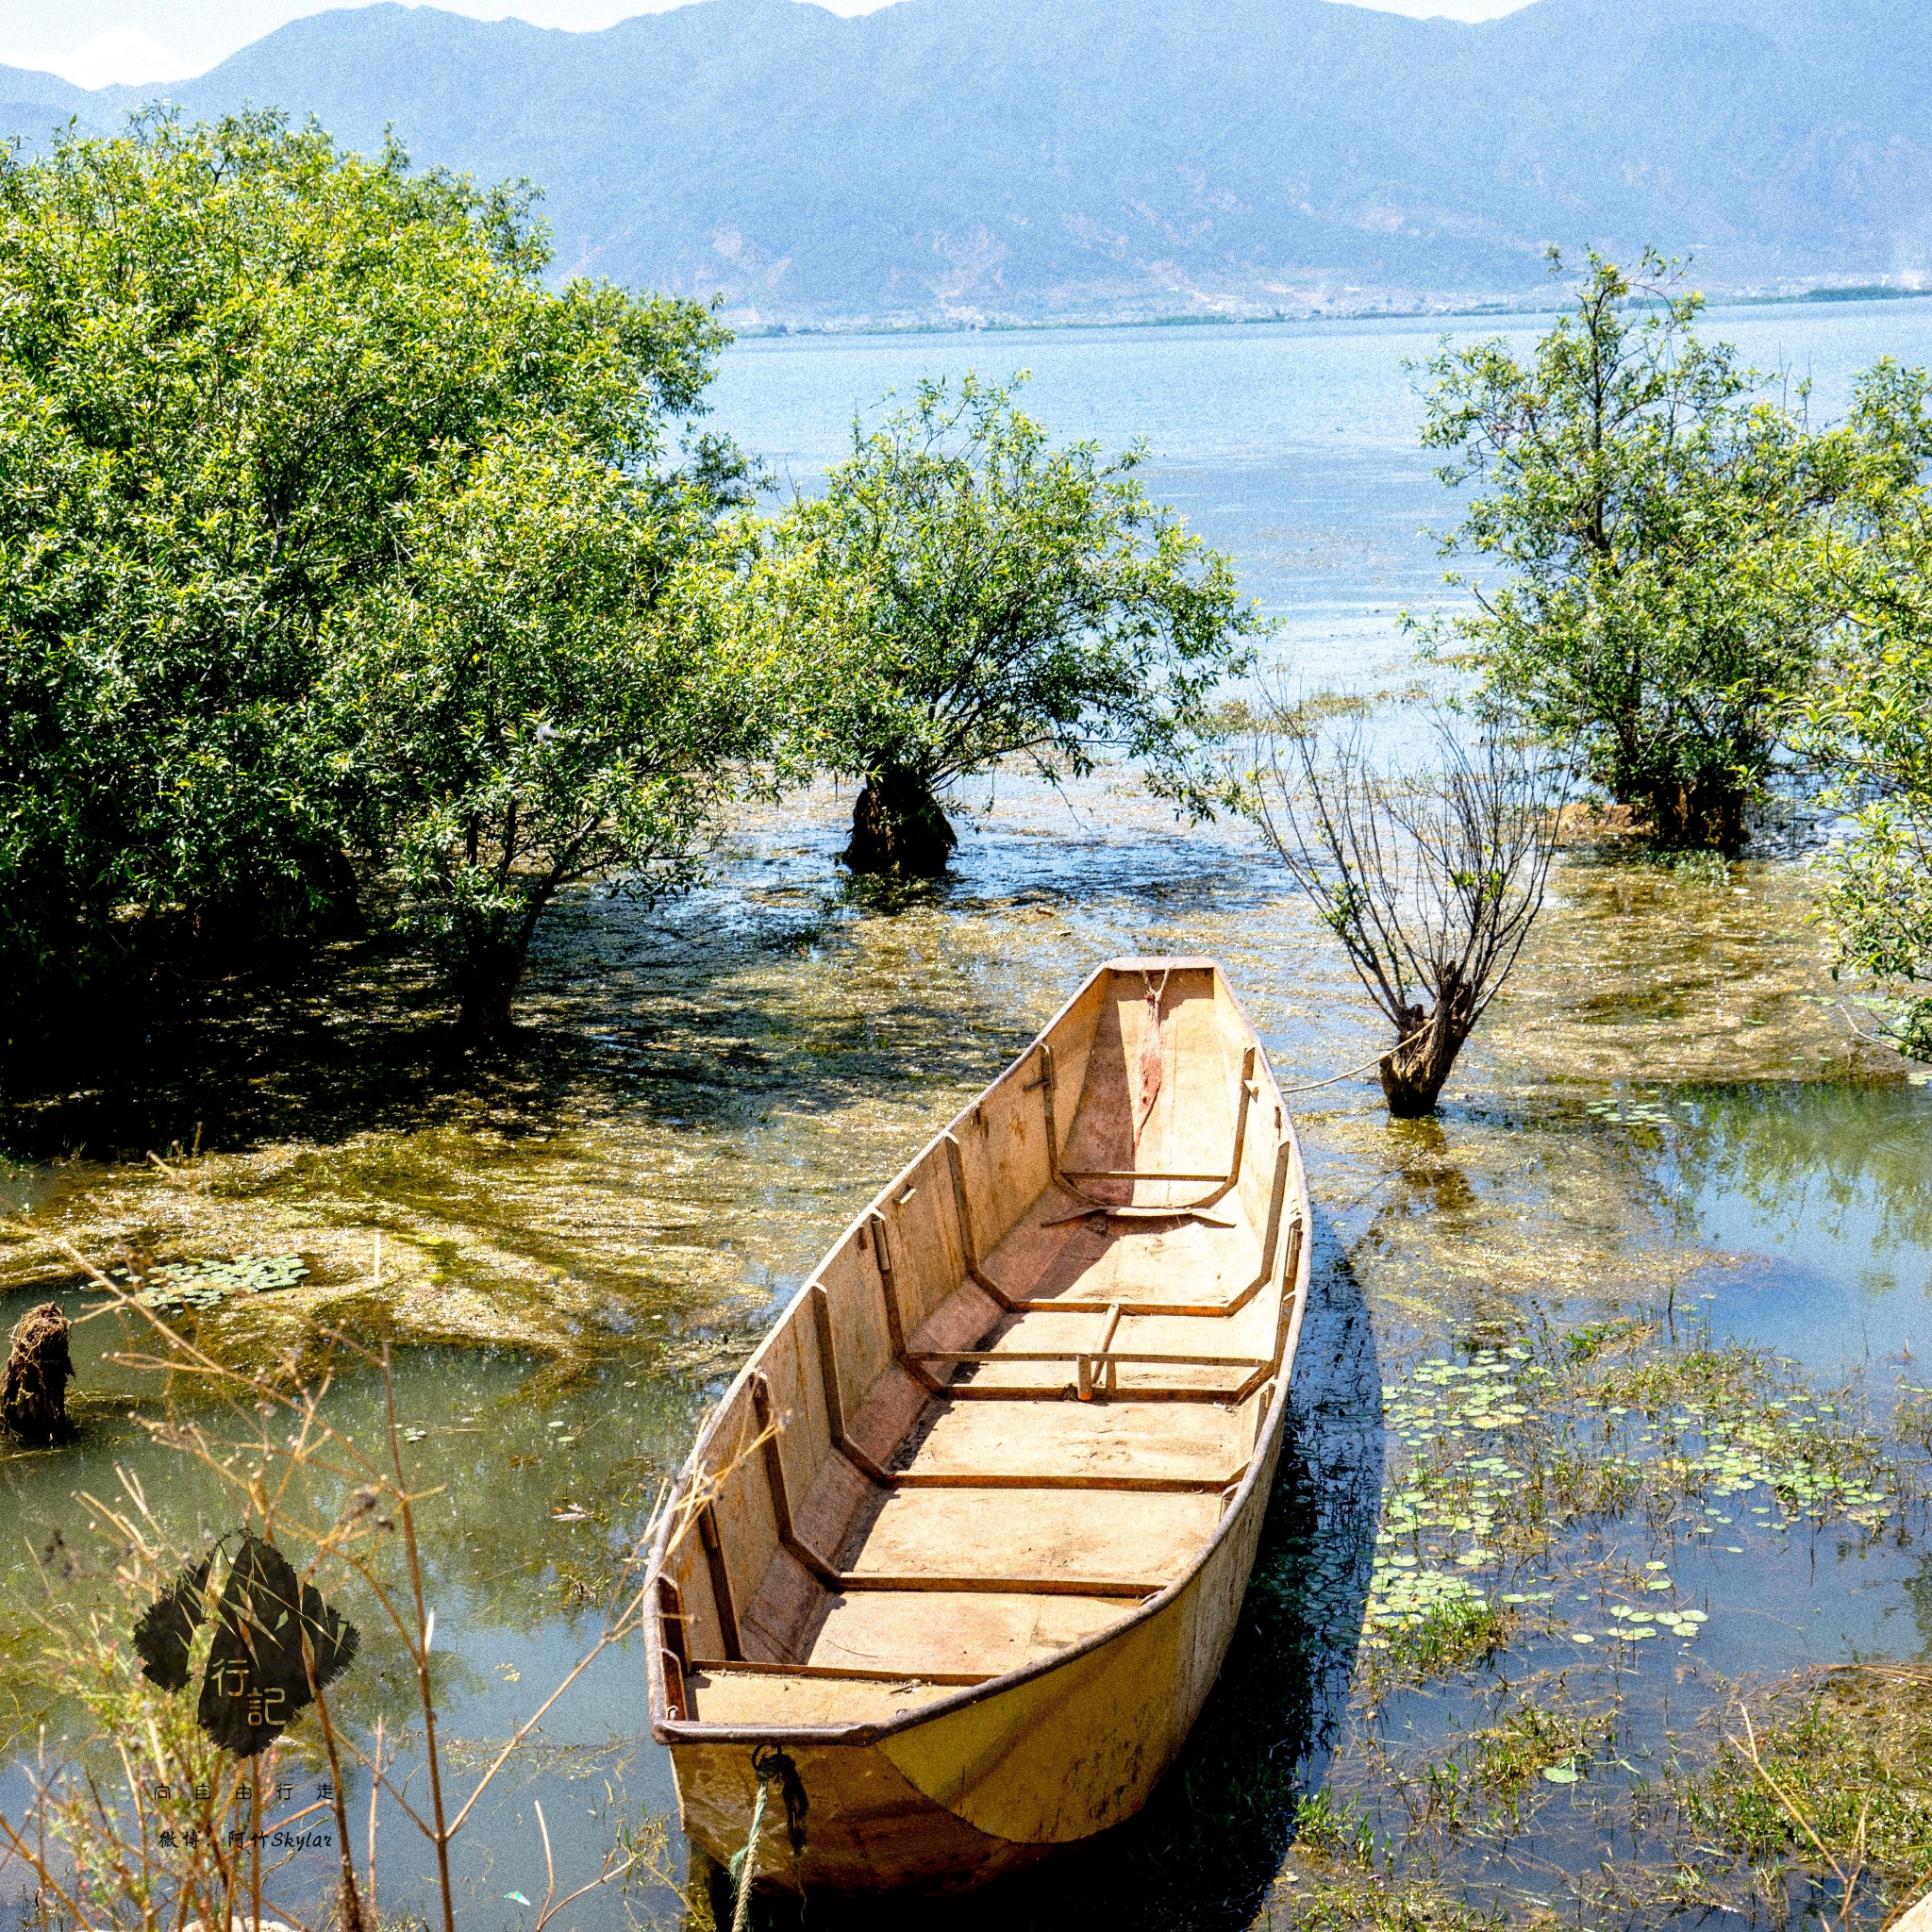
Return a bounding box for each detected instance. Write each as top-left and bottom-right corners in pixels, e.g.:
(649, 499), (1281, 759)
(777, 375), (1261, 874)
(1416, 252), (1881, 853)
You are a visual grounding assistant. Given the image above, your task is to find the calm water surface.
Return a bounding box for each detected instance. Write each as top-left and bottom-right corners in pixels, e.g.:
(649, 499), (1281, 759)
(2, 301), (1930, 1930)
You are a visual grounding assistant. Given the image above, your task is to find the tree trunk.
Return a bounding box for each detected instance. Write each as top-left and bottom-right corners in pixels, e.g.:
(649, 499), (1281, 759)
(453, 938), (528, 1044)
(2, 1303), (74, 1444)
(1378, 966), (1479, 1119)
(1643, 772), (1748, 855)
(842, 768), (958, 877)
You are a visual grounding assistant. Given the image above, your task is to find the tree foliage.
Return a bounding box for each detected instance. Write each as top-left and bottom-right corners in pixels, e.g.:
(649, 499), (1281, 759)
(323, 441), (781, 1037)
(775, 375), (1261, 874)
(0, 110), (741, 1055)
(1799, 368), (1932, 1060)
(1416, 252), (1908, 853)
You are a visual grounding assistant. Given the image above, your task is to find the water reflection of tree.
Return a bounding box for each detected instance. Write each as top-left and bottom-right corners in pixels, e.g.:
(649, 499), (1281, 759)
(1382, 1118), (1480, 1221)
(1672, 1083), (1932, 1262)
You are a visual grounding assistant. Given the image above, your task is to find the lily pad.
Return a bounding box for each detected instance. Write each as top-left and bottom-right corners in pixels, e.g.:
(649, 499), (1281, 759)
(134, 1253), (309, 1314)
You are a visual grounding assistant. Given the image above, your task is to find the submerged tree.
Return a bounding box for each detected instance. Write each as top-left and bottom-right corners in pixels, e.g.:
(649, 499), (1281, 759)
(1255, 713), (1567, 1117)
(0, 109), (732, 1068)
(776, 375), (1261, 874)
(1416, 251), (1903, 854)
(325, 440), (781, 1041)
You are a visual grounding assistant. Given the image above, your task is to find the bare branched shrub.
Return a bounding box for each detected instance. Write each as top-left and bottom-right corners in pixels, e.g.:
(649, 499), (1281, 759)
(1254, 708), (1567, 1116)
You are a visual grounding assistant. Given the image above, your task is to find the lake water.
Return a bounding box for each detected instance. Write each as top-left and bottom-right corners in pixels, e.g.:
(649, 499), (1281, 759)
(711, 298), (1932, 693)
(3, 299), (1931, 1931)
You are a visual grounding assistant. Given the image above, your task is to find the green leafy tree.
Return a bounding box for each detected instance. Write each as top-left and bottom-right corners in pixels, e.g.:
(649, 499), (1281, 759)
(774, 375), (1262, 874)
(1800, 364), (1932, 1059)
(323, 440), (783, 1040)
(0, 110), (727, 1060)
(1417, 252), (1888, 853)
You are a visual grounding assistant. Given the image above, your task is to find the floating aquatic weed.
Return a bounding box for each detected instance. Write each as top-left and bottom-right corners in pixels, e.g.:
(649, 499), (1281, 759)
(1366, 1565), (1483, 1628)
(654, 1331), (758, 1380)
(1370, 1328), (1905, 1685)
(1652, 1607), (1707, 1640)
(1564, 1318), (1655, 1362)
(1584, 1096), (1680, 1127)
(1361, 1564), (1510, 1682)
(1575, 1343), (1899, 1529)
(114, 1253), (310, 1314)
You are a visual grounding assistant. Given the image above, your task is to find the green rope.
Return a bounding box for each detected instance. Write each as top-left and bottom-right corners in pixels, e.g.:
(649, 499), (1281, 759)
(727, 1774), (770, 1932)
(727, 1745), (808, 1931)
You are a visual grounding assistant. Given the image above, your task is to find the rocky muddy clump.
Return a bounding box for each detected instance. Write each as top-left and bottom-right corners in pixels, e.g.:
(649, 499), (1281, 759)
(1, 1300), (73, 1443)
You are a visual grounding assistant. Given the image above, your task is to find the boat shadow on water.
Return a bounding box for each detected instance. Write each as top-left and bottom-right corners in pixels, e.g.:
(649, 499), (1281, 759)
(710, 1211), (1385, 1932)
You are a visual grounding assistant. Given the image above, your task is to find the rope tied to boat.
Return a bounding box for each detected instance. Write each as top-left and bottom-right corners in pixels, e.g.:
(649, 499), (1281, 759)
(1275, 1010), (1439, 1096)
(728, 1743), (808, 1930)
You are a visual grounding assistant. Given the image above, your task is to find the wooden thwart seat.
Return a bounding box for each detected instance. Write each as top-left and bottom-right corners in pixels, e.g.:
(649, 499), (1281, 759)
(694, 1659), (996, 1687)
(804, 1585), (1132, 1681)
(742, 1374), (1168, 1604)
(944, 1108), (1300, 1317)
(840, 1482), (1220, 1586)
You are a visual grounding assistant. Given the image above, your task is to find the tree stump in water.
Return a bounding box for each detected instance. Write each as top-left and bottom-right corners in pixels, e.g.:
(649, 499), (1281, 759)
(2, 1303), (74, 1443)
(1378, 969), (1478, 1119)
(842, 771), (958, 876)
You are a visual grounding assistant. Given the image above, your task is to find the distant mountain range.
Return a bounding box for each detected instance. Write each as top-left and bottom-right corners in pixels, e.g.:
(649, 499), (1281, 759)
(4, 0), (1929, 326)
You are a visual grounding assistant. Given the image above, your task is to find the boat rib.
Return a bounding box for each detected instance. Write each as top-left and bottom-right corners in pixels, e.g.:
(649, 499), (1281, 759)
(645, 957), (1311, 1893)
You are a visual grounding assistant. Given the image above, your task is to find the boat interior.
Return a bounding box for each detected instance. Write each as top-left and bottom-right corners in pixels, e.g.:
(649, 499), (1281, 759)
(651, 960), (1305, 1732)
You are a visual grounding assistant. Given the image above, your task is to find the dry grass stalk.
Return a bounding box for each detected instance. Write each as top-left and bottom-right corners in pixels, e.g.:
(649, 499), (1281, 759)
(1731, 1700), (1869, 1928)
(0, 1239), (693, 1931)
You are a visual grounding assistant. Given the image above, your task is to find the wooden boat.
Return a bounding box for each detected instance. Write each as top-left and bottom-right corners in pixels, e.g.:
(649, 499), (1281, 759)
(644, 958), (1310, 1893)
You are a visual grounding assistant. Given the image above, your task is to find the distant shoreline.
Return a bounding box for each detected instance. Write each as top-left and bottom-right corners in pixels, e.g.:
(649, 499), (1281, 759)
(731, 284), (1932, 342)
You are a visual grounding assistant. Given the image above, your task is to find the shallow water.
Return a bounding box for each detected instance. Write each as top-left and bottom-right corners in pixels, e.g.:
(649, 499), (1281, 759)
(2, 301), (1930, 1931)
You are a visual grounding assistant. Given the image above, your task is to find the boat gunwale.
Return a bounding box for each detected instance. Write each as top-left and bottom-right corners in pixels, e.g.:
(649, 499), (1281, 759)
(645, 956), (1310, 1750)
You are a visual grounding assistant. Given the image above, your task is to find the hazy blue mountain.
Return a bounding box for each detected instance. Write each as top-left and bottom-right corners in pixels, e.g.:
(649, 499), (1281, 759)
(0, 61), (115, 138)
(2, 0), (1927, 325)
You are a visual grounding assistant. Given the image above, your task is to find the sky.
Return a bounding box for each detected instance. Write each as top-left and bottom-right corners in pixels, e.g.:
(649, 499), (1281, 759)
(0, 0), (1537, 89)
